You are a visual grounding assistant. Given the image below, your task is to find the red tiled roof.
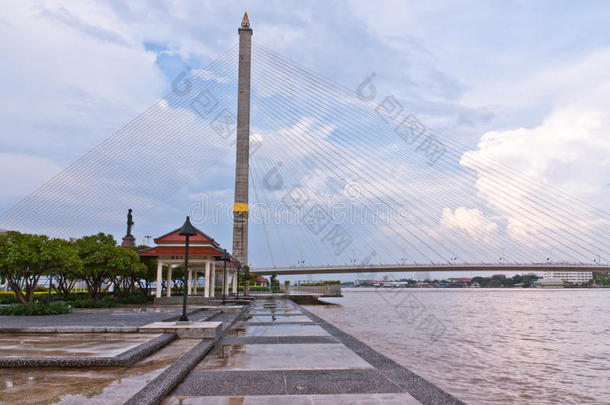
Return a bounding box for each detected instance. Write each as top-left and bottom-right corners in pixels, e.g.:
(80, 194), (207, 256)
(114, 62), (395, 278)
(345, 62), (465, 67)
(138, 246), (224, 257)
(153, 226), (219, 246)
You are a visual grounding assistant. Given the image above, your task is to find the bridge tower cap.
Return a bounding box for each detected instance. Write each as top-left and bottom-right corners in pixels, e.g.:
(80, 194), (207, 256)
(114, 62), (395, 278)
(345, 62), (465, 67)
(241, 11), (250, 28)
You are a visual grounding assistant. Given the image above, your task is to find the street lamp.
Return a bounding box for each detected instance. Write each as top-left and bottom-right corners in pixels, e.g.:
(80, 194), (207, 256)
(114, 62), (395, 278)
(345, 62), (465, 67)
(178, 216), (197, 322)
(220, 249), (230, 305)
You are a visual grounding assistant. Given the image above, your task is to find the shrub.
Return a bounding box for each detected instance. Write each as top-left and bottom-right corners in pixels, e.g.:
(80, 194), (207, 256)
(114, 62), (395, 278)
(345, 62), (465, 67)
(0, 291), (16, 304)
(0, 301), (71, 316)
(71, 297), (118, 308)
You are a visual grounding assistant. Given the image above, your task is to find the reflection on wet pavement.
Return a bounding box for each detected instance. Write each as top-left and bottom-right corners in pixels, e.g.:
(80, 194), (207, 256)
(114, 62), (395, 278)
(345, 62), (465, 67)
(164, 298), (422, 404)
(229, 324), (329, 337)
(197, 343), (372, 371)
(0, 333), (161, 357)
(163, 393), (420, 404)
(0, 339), (198, 404)
(240, 315), (312, 323)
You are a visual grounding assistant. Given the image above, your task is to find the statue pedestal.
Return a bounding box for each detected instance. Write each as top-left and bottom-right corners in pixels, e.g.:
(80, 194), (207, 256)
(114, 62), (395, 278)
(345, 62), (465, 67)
(122, 235), (136, 247)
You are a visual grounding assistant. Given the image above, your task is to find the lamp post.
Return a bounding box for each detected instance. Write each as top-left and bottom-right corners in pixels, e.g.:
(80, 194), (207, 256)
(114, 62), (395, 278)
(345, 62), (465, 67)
(178, 216), (196, 322)
(220, 249), (230, 305)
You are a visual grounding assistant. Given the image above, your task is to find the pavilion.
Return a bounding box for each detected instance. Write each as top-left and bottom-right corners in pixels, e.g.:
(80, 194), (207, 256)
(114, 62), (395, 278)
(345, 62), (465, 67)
(138, 225), (239, 299)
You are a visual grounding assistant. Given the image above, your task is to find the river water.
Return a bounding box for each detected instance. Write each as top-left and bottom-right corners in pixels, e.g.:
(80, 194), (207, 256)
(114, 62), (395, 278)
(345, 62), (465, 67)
(307, 288), (610, 404)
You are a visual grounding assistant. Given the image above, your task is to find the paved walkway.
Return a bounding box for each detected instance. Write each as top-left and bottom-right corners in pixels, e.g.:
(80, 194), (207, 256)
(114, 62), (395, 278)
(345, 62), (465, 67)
(162, 298), (431, 404)
(0, 306), (214, 329)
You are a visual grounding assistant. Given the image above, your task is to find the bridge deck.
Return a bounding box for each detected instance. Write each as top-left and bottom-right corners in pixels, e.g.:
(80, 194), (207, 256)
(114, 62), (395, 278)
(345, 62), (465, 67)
(250, 263), (610, 275)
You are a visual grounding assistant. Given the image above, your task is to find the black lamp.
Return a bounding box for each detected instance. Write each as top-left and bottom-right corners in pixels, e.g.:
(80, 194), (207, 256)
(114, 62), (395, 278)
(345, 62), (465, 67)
(178, 216), (196, 322)
(220, 249), (230, 305)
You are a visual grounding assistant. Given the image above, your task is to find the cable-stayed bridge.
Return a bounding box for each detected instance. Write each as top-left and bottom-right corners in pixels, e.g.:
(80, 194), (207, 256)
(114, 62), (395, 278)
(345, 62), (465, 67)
(250, 263), (609, 276)
(1, 14), (609, 275)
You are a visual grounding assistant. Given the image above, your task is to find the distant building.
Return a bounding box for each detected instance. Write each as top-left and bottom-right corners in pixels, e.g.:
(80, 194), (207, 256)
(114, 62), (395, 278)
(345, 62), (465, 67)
(543, 271), (592, 284)
(354, 278), (377, 286)
(255, 276), (269, 286)
(535, 278), (564, 289)
(449, 277), (472, 283)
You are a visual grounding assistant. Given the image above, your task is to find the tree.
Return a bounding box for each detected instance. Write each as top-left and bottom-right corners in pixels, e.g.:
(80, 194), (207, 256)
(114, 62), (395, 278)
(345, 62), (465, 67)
(46, 238), (82, 297)
(238, 265), (257, 286)
(107, 246), (146, 297)
(0, 231), (49, 306)
(134, 245), (158, 295)
(75, 233), (118, 301)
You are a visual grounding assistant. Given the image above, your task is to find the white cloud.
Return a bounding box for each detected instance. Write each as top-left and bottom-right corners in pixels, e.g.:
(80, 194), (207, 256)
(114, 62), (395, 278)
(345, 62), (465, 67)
(440, 207), (498, 243)
(0, 2), (165, 160)
(460, 49), (610, 254)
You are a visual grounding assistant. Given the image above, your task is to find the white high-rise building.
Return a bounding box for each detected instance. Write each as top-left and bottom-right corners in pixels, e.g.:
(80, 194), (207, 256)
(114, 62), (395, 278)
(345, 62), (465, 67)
(543, 271), (592, 284)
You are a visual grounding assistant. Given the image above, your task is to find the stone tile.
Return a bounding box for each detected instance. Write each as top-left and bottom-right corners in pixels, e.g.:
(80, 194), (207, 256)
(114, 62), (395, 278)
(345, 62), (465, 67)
(237, 321), (314, 327)
(229, 324), (330, 337)
(219, 336), (280, 345)
(219, 336), (339, 345)
(241, 315), (312, 323)
(249, 311), (304, 316)
(171, 370), (286, 396)
(139, 321), (222, 339)
(196, 344), (372, 371)
(0, 333), (161, 358)
(0, 339), (199, 404)
(162, 393), (420, 404)
(0, 307), (212, 329)
(284, 369), (403, 395)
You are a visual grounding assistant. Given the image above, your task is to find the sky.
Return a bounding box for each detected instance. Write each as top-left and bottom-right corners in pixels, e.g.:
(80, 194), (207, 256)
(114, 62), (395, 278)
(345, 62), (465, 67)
(1, 1), (609, 280)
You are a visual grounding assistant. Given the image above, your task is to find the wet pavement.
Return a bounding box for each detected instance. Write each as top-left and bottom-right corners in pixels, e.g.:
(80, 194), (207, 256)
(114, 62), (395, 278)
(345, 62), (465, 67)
(0, 306), (212, 329)
(163, 298), (422, 404)
(240, 314), (312, 323)
(0, 339), (199, 404)
(0, 333), (161, 358)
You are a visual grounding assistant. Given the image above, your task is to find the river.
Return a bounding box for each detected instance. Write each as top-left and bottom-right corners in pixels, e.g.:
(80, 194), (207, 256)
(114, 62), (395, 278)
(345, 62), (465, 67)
(307, 288), (610, 404)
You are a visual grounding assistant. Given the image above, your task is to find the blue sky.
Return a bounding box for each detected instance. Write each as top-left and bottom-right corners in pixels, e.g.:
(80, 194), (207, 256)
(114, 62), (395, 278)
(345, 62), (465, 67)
(1, 1), (609, 278)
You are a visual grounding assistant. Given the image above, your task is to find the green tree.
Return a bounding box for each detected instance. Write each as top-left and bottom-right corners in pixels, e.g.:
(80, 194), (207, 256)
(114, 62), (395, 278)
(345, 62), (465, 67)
(47, 238), (83, 297)
(75, 233), (118, 301)
(0, 231), (49, 306)
(134, 245), (157, 295)
(238, 265), (257, 286)
(107, 246), (147, 297)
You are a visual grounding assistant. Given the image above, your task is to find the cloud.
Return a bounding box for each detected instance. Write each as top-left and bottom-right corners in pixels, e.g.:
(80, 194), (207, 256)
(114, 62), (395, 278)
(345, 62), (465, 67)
(440, 207), (498, 243)
(459, 49), (610, 255)
(2, 1), (609, 266)
(0, 2), (165, 165)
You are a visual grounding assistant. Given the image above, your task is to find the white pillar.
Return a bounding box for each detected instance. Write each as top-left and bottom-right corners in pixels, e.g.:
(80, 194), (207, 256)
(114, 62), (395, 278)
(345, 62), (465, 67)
(210, 262), (216, 298)
(222, 267), (228, 295)
(155, 260), (163, 298)
(166, 265), (172, 297)
(204, 261), (211, 298)
(193, 271), (198, 296)
(232, 271), (237, 294)
(187, 269), (192, 295)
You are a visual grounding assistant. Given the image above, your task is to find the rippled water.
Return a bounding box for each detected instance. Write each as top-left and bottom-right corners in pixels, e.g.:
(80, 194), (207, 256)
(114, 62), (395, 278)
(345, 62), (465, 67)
(308, 288), (610, 404)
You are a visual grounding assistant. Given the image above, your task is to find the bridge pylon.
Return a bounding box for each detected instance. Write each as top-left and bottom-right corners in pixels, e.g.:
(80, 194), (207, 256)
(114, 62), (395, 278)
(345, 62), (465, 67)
(232, 12), (252, 266)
